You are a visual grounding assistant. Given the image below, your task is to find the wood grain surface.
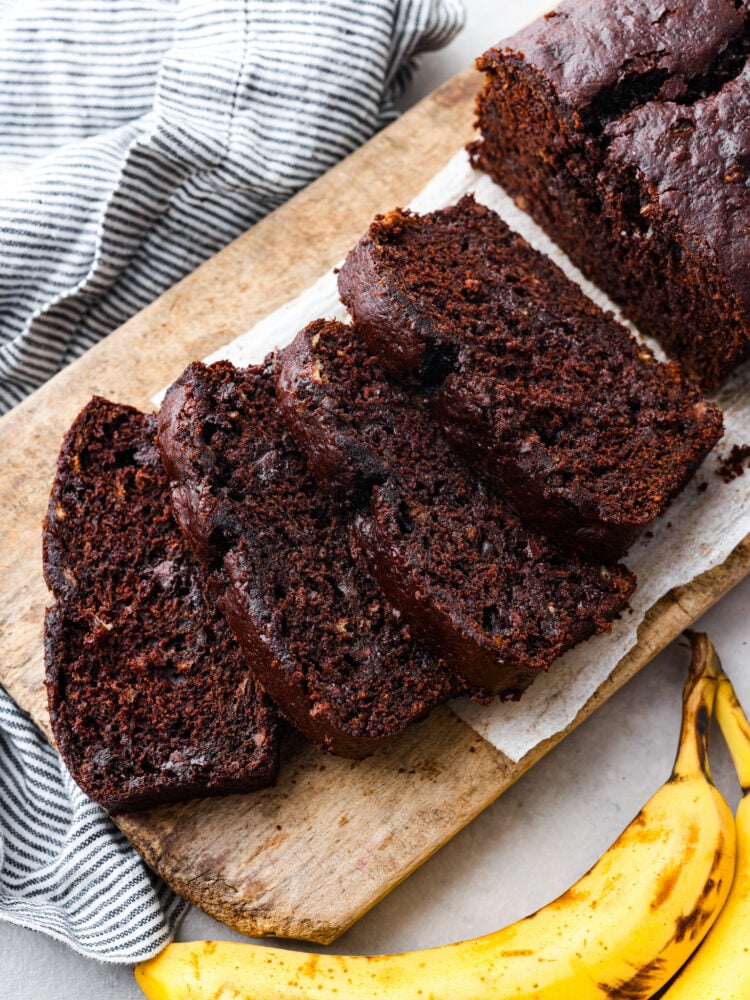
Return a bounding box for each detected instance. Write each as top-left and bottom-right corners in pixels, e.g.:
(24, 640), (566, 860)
(1, 67), (749, 944)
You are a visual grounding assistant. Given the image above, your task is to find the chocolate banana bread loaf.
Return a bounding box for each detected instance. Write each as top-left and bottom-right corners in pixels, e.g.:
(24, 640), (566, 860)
(157, 359), (460, 756)
(337, 196), (723, 559)
(43, 398), (279, 813)
(277, 318), (636, 693)
(471, 0), (750, 388)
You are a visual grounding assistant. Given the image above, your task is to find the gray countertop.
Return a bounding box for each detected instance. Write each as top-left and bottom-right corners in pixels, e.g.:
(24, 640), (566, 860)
(4, 2), (749, 997)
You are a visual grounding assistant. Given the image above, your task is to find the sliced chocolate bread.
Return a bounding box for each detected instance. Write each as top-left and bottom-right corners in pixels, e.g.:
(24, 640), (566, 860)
(277, 318), (636, 694)
(338, 195), (723, 559)
(470, 0), (750, 388)
(157, 359), (459, 756)
(43, 398), (278, 813)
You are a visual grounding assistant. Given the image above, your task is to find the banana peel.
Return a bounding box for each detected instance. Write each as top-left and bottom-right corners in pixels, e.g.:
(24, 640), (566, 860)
(135, 632), (735, 1000)
(659, 646), (750, 998)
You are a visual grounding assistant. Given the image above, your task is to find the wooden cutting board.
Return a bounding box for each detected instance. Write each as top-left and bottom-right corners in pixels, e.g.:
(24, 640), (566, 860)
(2, 67), (750, 946)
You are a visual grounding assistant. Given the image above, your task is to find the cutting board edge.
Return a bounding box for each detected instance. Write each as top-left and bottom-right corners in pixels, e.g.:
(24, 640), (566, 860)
(118, 533), (750, 943)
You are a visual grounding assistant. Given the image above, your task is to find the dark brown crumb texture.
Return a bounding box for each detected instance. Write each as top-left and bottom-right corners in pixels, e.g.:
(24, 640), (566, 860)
(157, 359), (459, 756)
(277, 318), (636, 694)
(338, 195), (723, 559)
(43, 397), (278, 813)
(471, 0), (750, 388)
(716, 443), (750, 482)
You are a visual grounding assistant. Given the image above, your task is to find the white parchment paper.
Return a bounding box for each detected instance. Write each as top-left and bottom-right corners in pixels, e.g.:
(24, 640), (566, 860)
(158, 149), (750, 763)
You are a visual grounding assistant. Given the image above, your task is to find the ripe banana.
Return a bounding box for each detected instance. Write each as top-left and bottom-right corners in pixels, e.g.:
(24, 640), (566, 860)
(135, 633), (735, 1000)
(658, 639), (750, 999)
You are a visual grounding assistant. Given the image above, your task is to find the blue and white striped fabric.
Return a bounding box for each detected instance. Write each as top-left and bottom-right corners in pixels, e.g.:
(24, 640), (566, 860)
(0, 0), (464, 414)
(0, 687), (186, 960)
(0, 0), (464, 960)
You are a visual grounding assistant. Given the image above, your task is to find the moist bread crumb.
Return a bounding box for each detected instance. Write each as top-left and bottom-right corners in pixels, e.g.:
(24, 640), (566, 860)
(277, 318), (636, 694)
(338, 195), (723, 559)
(158, 359), (460, 756)
(43, 397), (279, 813)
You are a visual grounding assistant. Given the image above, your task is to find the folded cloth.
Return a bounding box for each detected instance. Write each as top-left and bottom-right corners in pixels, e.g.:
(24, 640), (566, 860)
(0, 0), (464, 415)
(0, 0), (464, 961)
(0, 687), (186, 961)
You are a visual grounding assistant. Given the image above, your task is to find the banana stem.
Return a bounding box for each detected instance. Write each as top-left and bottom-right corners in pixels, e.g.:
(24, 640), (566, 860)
(716, 676), (750, 794)
(673, 632), (724, 781)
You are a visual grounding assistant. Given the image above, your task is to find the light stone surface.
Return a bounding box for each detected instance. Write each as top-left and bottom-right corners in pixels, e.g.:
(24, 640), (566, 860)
(4, 2), (750, 997)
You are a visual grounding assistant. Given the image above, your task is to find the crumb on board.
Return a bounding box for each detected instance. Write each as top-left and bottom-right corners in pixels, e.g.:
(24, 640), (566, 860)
(716, 444), (750, 483)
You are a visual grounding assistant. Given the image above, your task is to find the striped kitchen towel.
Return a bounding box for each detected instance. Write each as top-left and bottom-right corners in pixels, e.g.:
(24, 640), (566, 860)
(0, 0), (464, 415)
(0, 0), (464, 961)
(0, 686), (186, 961)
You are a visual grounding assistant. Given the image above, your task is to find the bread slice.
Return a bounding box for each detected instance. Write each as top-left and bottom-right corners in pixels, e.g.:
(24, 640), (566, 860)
(43, 398), (278, 813)
(157, 359), (459, 757)
(277, 319), (635, 694)
(337, 195), (723, 559)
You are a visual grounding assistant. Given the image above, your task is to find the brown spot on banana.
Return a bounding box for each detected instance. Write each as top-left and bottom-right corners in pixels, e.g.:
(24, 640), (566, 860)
(651, 865), (681, 911)
(673, 891), (718, 945)
(672, 836), (729, 944)
(694, 704), (710, 772)
(651, 821), (701, 910)
(299, 954), (320, 978)
(600, 956), (667, 999)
